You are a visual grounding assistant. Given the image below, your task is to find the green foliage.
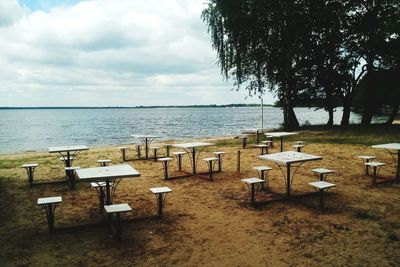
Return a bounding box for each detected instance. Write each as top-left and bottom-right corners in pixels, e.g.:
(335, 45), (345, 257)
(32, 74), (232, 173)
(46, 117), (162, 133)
(202, 0), (400, 127)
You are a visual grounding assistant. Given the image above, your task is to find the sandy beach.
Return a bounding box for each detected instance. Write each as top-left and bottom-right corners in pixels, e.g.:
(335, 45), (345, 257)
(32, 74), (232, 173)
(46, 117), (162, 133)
(0, 129), (399, 266)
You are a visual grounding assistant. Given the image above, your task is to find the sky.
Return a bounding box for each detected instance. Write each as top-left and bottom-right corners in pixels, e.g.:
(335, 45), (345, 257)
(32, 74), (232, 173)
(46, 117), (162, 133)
(0, 0), (275, 107)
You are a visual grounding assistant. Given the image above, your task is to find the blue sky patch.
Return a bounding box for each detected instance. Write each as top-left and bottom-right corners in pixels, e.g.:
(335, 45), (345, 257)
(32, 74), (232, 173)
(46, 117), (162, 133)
(19, 0), (81, 11)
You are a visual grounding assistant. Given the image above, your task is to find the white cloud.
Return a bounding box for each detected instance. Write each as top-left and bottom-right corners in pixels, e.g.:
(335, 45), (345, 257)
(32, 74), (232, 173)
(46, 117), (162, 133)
(0, 0), (274, 106)
(0, 0), (28, 26)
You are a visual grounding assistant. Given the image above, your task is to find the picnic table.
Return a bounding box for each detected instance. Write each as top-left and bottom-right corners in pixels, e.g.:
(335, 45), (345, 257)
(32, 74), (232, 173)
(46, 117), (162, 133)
(259, 151), (322, 196)
(173, 142), (213, 175)
(371, 143), (400, 182)
(242, 128), (270, 144)
(75, 164), (140, 205)
(263, 132), (299, 152)
(131, 134), (161, 159)
(49, 145), (89, 167)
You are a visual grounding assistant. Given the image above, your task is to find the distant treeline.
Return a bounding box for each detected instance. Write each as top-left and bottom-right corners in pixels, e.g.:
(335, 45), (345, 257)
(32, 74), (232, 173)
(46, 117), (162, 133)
(0, 103), (274, 109)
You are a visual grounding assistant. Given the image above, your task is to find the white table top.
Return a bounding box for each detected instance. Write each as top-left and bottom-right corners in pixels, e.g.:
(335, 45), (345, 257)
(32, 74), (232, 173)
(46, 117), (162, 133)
(259, 151), (322, 164)
(130, 134), (161, 139)
(49, 145), (89, 153)
(76, 164), (140, 181)
(372, 143), (400, 151)
(264, 132), (299, 137)
(173, 142), (213, 149)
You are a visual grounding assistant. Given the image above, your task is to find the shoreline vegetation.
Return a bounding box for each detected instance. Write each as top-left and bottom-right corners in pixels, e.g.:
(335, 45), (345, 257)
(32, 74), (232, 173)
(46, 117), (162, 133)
(0, 126), (399, 265)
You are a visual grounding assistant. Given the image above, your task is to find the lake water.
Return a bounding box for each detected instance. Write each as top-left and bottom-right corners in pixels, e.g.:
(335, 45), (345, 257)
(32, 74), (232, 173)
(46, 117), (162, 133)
(0, 107), (370, 154)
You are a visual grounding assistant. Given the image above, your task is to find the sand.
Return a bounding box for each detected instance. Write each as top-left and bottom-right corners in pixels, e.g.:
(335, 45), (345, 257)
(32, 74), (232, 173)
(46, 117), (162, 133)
(0, 138), (400, 266)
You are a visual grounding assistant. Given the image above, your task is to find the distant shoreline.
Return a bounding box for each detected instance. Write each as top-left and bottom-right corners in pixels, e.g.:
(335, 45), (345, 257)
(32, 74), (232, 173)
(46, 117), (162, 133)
(0, 104), (275, 110)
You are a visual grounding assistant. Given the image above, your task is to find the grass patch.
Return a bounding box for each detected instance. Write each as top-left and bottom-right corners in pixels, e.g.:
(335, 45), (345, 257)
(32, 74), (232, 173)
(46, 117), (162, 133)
(353, 209), (381, 221)
(387, 232), (399, 241)
(0, 159), (28, 169)
(0, 156), (56, 169)
(297, 124), (400, 145)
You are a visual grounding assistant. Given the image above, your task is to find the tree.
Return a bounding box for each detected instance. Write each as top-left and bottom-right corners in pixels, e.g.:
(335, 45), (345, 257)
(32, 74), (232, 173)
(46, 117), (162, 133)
(353, 69), (400, 124)
(202, 0), (399, 128)
(202, 0), (316, 130)
(345, 0), (400, 125)
(305, 0), (350, 126)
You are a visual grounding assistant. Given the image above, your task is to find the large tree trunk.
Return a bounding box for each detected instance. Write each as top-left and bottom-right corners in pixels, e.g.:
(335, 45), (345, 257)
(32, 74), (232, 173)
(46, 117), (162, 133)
(327, 107), (334, 126)
(282, 87), (299, 130)
(283, 105), (299, 130)
(361, 71), (375, 126)
(361, 110), (374, 125)
(386, 102), (399, 125)
(340, 89), (354, 126)
(281, 69), (299, 131)
(325, 84), (334, 126)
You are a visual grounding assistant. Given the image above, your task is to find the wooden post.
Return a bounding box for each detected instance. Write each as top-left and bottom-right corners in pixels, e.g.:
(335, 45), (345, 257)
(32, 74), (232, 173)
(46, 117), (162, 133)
(237, 150), (241, 172)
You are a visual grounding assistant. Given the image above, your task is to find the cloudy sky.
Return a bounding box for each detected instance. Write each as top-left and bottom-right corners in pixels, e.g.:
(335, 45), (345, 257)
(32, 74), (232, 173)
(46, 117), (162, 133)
(0, 0), (274, 107)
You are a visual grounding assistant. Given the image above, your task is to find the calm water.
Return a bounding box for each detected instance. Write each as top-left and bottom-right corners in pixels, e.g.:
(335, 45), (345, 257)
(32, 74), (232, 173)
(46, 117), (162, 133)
(0, 107), (367, 154)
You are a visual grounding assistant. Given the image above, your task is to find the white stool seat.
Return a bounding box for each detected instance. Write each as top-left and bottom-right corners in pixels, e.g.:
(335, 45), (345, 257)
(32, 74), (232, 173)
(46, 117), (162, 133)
(261, 140), (273, 145)
(365, 162), (385, 167)
(253, 166), (272, 172)
(173, 151), (186, 155)
(37, 196), (62, 205)
(256, 144), (269, 148)
(312, 168), (334, 174)
(65, 166), (80, 171)
(22, 163), (38, 168)
(149, 186), (173, 194)
(158, 157), (173, 162)
(241, 178), (264, 184)
(60, 156), (75, 161)
(309, 181), (336, 190)
(359, 155), (376, 161)
(203, 157), (219, 162)
(213, 151), (225, 155)
(90, 181), (107, 187)
(97, 159), (111, 163)
(104, 203), (132, 214)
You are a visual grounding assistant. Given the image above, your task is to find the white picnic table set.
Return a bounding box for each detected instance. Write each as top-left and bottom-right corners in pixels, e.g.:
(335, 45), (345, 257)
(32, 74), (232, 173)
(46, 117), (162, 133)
(258, 151), (323, 196)
(33, 138), (219, 240)
(44, 144), (142, 240)
(130, 134), (161, 159)
(26, 133), (400, 240)
(371, 143), (400, 182)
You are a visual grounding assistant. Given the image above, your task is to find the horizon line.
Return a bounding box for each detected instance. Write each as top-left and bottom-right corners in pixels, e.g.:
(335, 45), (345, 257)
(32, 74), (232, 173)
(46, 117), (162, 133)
(0, 103), (275, 109)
